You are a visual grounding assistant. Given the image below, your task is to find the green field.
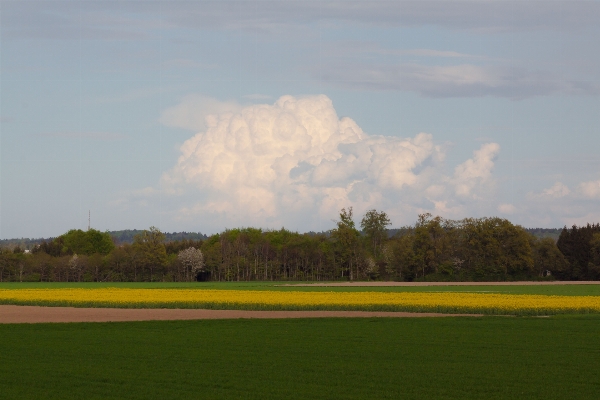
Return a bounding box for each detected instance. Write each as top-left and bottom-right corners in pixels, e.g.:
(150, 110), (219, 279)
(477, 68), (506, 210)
(1, 316), (599, 399)
(2, 281), (600, 296)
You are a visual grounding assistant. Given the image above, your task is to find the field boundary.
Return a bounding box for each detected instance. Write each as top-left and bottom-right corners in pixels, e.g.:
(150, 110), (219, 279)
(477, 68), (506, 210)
(0, 305), (483, 324)
(281, 281), (600, 287)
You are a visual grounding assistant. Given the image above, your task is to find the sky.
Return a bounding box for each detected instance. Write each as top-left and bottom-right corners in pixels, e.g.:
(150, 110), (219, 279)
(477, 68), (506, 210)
(1, 0), (599, 239)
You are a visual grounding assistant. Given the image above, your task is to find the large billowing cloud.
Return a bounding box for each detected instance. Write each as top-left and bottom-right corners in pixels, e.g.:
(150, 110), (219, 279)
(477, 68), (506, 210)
(159, 95), (499, 231)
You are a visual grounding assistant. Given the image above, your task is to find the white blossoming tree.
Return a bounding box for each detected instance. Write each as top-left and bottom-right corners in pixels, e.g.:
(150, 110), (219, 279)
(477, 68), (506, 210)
(69, 254), (82, 282)
(177, 247), (205, 282)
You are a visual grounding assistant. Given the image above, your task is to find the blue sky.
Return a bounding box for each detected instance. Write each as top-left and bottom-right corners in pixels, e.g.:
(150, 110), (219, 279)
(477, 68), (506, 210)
(1, 1), (599, 239)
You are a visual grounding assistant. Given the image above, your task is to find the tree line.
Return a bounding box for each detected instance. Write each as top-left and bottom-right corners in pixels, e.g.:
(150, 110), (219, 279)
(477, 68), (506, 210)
(556, 223), (600, 280)
(0, 209), (597, 282)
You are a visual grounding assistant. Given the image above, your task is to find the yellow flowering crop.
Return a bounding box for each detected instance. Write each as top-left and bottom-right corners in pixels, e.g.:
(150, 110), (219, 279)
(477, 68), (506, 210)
(1, 288), (600, 315)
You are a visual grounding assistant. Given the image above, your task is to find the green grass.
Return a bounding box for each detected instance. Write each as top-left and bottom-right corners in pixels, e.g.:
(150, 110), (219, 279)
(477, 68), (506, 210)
(2, 281), (600, 296)
(1, 316), (599, 399)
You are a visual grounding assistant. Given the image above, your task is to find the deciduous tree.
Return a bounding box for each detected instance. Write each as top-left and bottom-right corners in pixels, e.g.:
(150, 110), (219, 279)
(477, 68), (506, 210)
(133, 227), (168, 281)
(331, 207), (361, 280)
(178, 247), (205, 282)
(360, 209), (391, 259)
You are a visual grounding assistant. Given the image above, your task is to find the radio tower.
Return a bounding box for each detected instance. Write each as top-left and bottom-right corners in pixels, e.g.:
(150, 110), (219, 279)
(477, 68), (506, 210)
(88, 210), (90, 231)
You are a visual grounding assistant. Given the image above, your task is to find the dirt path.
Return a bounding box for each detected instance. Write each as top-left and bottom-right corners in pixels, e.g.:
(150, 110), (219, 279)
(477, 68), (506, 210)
(0, 305), (483, 324)
(282, 281), (600, 287)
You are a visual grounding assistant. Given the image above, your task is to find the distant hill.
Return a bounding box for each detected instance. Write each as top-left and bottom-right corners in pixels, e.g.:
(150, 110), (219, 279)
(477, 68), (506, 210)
(0, 227), (564, 250)
(0, 237), (51, 251)
(525, 228), (562, 241)
(388, 228), (562, 240)
(109, 230), (209, 245)
(387, 228), (411, 238)
(0, 230), (210, 250)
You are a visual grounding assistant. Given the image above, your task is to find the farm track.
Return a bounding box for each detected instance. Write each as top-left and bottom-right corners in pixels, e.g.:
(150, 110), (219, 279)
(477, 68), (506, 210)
(282, 281), (600, 287)
(0, 305), (483, 324)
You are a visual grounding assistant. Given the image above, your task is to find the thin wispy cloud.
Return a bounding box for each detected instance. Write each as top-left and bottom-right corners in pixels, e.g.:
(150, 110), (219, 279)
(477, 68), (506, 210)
(4, 1), (598, 40)
(392, 49), (482, 59)
(38, 131), (125, 141)
(318, 63), (600, 99)
(243, 94), (273, 100)
(162, 59), (218, 69)
(159, 95), (243, 132)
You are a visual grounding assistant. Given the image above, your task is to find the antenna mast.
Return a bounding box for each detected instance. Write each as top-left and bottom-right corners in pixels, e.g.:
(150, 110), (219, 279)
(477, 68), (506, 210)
(88, 210), (90, 231)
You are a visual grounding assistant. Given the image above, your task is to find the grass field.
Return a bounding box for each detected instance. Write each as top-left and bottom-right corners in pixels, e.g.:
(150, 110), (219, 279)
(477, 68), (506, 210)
(1, 316), (599, 399)
(2, 281), (600, 296)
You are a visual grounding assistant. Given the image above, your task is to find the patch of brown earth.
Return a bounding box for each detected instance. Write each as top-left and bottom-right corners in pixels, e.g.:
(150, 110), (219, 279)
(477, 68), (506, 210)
(0, 305), (482, 324)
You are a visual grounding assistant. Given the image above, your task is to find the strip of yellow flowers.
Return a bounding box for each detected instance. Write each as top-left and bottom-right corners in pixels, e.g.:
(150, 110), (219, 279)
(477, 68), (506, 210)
(1, 288), (600, 315)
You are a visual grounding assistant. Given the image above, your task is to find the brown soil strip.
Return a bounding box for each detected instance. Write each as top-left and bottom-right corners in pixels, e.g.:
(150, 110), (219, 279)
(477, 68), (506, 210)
(282, 281), (600, 287)
(0, 305), (482, 324)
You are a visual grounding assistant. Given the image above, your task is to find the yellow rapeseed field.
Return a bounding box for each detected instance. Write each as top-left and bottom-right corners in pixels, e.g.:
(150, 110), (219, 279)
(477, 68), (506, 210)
(1, 288), (600, 315)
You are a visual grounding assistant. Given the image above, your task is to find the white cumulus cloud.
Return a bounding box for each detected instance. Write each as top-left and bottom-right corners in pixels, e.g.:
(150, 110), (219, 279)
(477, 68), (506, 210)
(543, 182), (571, 198)
(453, 142), (500, 198)
(498, 203), (516, 214)
(156, 94), (501, 232)
(578, 180), (600, 199)
(527, 181), (571, 201)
